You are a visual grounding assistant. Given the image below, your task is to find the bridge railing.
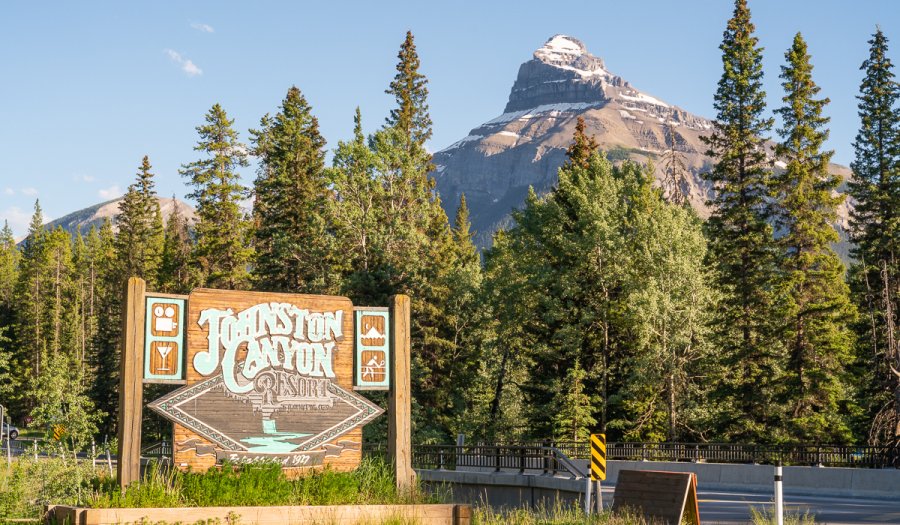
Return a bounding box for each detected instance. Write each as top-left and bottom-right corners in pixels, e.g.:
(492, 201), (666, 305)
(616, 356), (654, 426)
(364, 441), (898, 469)
(367, 442), (585, 478)
(519, 441), (898, 468)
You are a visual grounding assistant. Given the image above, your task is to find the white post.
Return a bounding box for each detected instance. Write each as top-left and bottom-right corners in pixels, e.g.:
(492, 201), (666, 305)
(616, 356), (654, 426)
(33, 440), (37, 460)
(775, 461), (784, 525)
(106, 442), (113, 476)
(92, 440), (97, 469)
(583, 475), (592, 514)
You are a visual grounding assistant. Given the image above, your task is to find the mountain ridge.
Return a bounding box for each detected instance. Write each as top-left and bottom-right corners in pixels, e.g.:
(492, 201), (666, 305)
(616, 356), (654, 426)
(432, 35), (852, 253)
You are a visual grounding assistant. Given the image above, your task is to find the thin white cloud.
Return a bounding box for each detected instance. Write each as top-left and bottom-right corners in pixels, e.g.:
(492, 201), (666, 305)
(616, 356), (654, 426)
(1, 206), (32, 238)
(191, 22), (214, 33)
(3, 188), (13, 196)
(21, 187), (38, 196)
(165, 49), (203, 77)
(73, 174), (95, 183)
(98, 185), (123, 200)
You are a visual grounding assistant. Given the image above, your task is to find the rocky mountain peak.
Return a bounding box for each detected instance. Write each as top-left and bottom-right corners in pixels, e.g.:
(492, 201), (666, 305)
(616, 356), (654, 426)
(431, 34), (851, 254)
(505, 35), (623, 113)
(533, 35), (607, 75)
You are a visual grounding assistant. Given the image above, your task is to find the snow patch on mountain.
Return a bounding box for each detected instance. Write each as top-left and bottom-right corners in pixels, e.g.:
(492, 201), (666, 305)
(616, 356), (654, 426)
(485, 102), (604, 125)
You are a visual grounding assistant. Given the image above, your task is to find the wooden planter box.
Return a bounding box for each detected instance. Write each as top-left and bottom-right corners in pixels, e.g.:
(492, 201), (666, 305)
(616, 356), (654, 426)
(46, 503), (471, 525)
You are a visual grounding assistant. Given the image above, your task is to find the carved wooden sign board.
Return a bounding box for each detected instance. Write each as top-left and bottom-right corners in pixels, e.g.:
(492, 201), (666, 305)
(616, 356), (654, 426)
(148, 288), (385, 472)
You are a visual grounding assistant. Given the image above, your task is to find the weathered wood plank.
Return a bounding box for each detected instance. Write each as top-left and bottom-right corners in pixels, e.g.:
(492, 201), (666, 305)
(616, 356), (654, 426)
(116, 277), (145, 489)
(51, 504), (471, 525)
(388, 294), (415, 491)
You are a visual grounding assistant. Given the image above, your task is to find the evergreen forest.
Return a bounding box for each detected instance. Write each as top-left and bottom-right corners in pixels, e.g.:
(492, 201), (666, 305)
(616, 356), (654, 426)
(2, 0), (900, 451)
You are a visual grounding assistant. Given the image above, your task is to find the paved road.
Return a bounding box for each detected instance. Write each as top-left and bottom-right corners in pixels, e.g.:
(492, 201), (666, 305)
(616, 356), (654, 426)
(597, 485), (900, 524)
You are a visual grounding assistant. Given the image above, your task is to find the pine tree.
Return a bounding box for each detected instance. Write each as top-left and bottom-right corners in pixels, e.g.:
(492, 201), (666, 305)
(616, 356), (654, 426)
(452, 195), (478, 266)
(330, 35), (473, 440)
(15, 202), (48, 397)
(846, 28), (900, 446)
(386, 31), (433, 149)
(251, 86), (341, 294)
(90, 220), (121, 436)
(0, 222), (18, 401)
(700, 0), (781, 442)
(564, 116), (600, 171)
(180, 104), (252, 289)
(0, 221), (19, 330)
(116, 156), (164, 287)
(552, 360), (598, 442)
(773, 33), (857, 443)
(42, 227), (75, 357)
(158, 197), (194, 294)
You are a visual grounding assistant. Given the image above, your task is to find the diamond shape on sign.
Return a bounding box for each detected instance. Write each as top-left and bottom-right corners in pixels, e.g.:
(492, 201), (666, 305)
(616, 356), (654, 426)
(149, 373), (383, 453)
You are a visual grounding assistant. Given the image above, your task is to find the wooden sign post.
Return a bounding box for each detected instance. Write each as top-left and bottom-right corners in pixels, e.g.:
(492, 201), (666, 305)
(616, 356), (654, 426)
(117, 277), (146, 490)
(388, 294), (415, 491)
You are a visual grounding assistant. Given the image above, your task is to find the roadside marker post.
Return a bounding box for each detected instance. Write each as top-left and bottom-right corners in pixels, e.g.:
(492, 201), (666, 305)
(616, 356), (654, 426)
(591, 433), (607, 512)
(775, 461), (784, 525)
(583, 475), (592, 515)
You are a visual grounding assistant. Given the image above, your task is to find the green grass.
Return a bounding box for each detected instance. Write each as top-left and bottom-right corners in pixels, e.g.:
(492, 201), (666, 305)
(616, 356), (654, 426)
(473, 503), (662, 525)
(749, 505), (816, 525)
(87, 457), (435, 508)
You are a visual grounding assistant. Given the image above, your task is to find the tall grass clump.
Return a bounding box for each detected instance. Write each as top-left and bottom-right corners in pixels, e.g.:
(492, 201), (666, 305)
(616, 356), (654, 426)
(473, 503), (661, 525)
(88, 456), (435, 508)
(0, 457), (99, 521)
(750, 505), (815, 525)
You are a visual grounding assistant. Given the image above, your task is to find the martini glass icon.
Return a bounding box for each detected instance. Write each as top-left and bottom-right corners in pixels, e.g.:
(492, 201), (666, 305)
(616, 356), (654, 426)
(157, 345), (172, 371)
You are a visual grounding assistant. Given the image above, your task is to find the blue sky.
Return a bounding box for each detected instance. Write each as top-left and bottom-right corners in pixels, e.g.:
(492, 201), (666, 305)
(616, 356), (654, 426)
(1, 1), (897, 237)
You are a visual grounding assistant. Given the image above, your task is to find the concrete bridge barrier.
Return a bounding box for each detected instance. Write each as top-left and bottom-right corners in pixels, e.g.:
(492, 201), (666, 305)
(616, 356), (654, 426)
(418, 459), (900, 505)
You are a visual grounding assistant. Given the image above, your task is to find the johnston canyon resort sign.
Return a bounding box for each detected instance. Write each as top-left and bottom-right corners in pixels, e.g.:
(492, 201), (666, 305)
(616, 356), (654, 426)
(147, 288), (386, 472)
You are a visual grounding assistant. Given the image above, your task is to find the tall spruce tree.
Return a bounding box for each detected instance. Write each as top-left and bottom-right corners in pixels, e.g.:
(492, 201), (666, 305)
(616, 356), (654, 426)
(0, 221), (20, 405)
(700, 0), (781, 442)
(251, 86), (340, 294)
(847, 28), (900, 445)
(181, 104), (252, 289)
(116, 156), (164, 287)
(0, 221), (18, 331)
(386, 30), (433, 149)
(158, 197), (195, 294)
(330, 34), (473, 440)
(90, 220), (121, 436)
(773, 33), (857, 443)
(15, 202), (48, 402)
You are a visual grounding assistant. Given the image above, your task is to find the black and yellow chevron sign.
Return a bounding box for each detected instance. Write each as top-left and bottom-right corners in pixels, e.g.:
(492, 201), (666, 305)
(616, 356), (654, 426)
(590, 433), (607, 481)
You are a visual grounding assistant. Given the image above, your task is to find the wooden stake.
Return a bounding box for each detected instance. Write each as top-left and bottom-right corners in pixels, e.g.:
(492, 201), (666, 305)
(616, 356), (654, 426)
(388, 294), (415, 491)
(117, 277), (145, 490)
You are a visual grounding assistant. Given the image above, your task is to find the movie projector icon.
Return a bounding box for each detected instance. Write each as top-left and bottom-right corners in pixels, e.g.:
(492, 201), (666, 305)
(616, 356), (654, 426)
(149, 303), (180, 374)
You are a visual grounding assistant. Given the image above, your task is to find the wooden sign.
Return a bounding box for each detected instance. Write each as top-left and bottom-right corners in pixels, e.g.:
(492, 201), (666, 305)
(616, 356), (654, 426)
(612, 470), (700, 525)
(144, 295), (187, 382)
(354, 308), (390, 390)
(590, 433), (606, 481)
(148, 289), (384, 473)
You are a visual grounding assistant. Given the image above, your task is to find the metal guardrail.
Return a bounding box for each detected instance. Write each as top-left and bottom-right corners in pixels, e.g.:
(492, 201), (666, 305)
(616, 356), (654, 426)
(516, 441), (899, 468)
(365, 441), (899, 469)
(412, 444), (586, 478)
